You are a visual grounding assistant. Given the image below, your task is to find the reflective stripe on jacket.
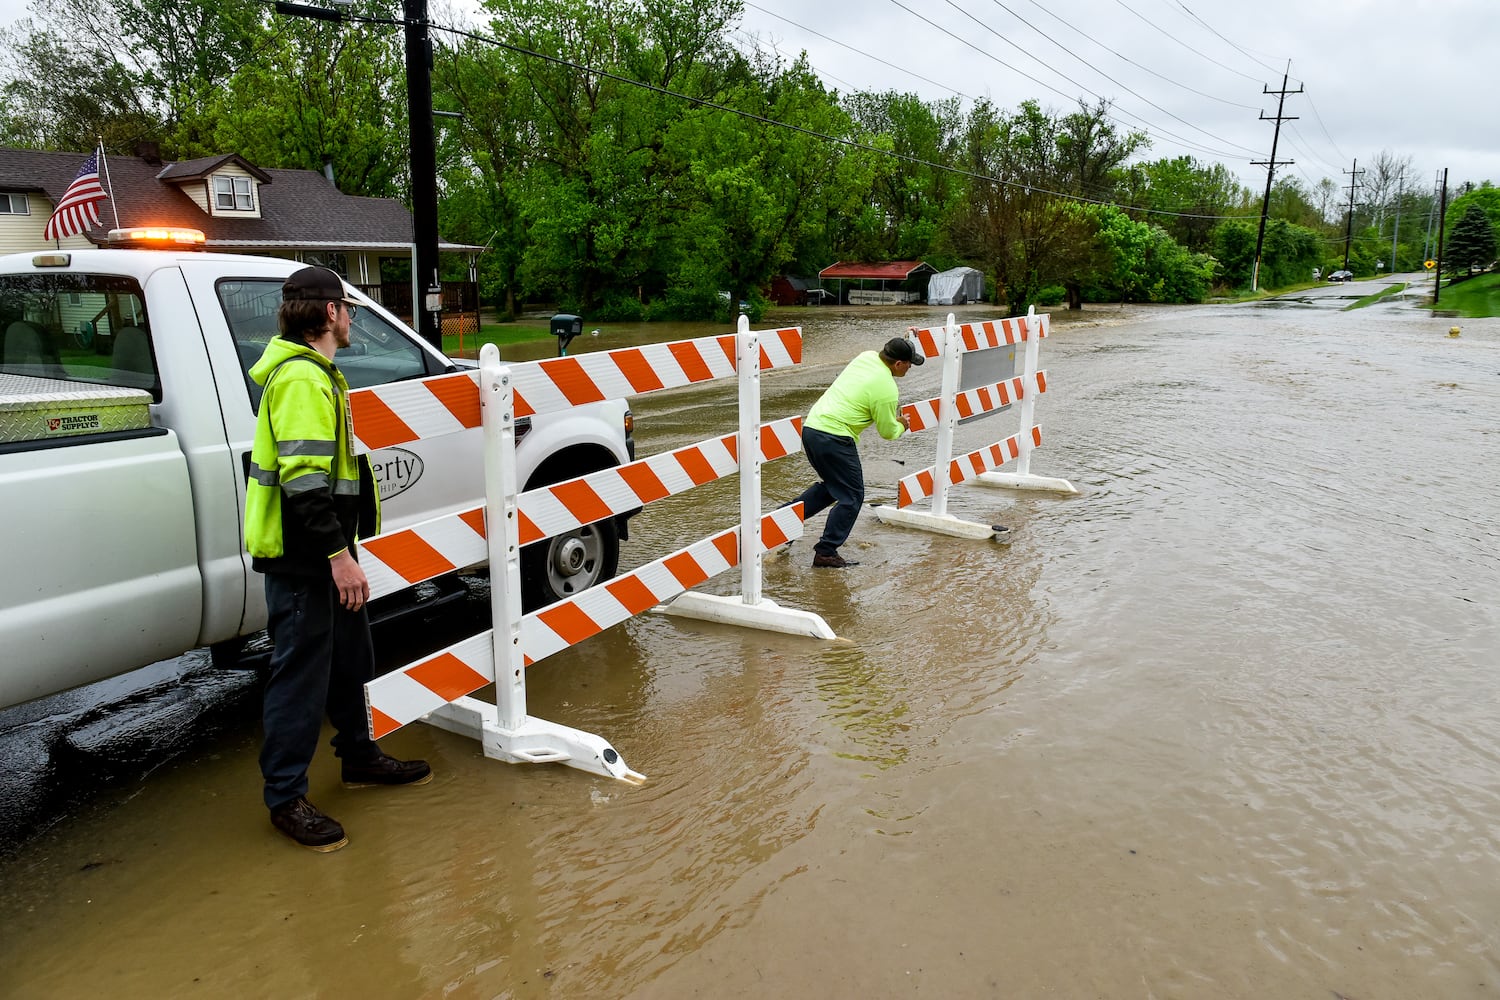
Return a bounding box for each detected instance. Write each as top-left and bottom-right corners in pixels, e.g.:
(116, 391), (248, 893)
(243, 336), (379, 575)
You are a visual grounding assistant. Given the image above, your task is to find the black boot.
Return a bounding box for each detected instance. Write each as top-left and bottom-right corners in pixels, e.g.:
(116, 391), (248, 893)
(341, 752), (433, 788)
(270, 796), (348, 852)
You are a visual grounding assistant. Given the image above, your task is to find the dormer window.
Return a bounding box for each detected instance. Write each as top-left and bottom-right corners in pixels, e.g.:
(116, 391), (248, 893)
(213, 176), (254, 211)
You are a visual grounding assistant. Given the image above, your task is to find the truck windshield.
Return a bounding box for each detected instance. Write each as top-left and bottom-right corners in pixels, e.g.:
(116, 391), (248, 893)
(215, 277), (438, 412)
(0, 274), (158, 397)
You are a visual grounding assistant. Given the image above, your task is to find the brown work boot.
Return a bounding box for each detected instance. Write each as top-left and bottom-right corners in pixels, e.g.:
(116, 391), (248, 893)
(270, 796), (348, 853)
(812, 552), (859, 568)
(341, 752), (433, 788)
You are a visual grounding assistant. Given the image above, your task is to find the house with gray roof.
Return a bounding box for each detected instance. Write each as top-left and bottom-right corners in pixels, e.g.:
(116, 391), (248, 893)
(0, 146), (480, 309)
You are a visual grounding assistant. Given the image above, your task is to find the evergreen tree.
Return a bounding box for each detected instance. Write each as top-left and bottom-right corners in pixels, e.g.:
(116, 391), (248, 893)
(1446, 203), (1497, 275)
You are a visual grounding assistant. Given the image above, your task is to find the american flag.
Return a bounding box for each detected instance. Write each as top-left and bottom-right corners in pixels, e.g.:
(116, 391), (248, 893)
(43, 150), (108, 242)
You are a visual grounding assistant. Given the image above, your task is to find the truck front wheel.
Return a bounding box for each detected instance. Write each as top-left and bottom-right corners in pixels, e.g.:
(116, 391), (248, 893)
(520, 517), (620, 611)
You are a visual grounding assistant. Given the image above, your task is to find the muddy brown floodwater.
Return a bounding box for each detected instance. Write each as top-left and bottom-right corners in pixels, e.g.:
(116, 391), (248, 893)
(2, 285), (1497, 998)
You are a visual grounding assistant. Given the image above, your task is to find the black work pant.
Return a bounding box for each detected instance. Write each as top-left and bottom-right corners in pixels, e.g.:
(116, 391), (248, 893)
(260, 572), (379, 809)
(790, 426), (864, 556)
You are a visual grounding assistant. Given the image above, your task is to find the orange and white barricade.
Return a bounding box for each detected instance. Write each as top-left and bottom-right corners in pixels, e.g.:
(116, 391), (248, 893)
(349, 316), (833, 785)
(874, 307), (1076, 540)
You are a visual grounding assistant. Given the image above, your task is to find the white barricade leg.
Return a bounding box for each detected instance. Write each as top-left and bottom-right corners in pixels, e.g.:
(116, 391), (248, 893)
(425, 697), (646, 784)
(976, 307), (1077, 495)
(422, 344), (643, 784)
(874, 315), (1009, 539)
(661, 318), (836, 640)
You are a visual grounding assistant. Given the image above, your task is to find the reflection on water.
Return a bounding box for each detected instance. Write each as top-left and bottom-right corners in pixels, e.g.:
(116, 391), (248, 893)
(3, 299), (1500, 998)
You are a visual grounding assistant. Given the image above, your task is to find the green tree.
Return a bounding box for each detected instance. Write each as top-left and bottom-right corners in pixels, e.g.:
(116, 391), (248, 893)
(1121, 156), (1249, 251)
(0, 26), (155, 150)
(843, 90), (963, 261)
(1445, 203), (1497, 276)
(205, 16), (408, 197)
(948, 100), (1097, 315)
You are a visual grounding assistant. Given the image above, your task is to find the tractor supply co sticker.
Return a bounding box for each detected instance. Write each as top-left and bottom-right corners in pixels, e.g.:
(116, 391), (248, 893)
(372, 447), (424, 501)
(45, 413), (101, 434)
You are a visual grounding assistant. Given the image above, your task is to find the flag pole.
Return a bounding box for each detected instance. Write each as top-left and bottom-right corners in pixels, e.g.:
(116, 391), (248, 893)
(97, 138), (121, 231)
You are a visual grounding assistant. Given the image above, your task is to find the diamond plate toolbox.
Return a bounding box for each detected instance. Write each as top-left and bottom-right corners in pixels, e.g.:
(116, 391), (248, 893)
(0, 373), (153, 444)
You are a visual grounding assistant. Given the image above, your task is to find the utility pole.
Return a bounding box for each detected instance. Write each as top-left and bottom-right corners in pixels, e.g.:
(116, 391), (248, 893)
(1251, 67), (1300, 292)
(1390, 170), (1403, 274)
(275, 0), (444, 349)
(1341, 159), (1364, 271)
(1433, 168), (1449, 305)
(404, 0), (442, 349)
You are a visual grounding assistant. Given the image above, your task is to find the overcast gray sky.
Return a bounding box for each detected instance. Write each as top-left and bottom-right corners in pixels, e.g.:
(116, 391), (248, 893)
(2, 0), (1493, 194)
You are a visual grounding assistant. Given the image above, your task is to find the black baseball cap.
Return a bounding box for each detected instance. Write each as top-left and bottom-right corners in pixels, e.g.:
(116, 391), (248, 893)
(882, 337), (924, 365)
(282, 265), (359, 305)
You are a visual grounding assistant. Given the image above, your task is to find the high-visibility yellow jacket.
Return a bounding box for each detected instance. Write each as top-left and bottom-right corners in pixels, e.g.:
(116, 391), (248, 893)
(804, 350), (907, 442)
(244, 336), (379, 575)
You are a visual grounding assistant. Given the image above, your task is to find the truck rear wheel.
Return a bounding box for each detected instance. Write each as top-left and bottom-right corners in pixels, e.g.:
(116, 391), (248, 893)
(520, 518), (619, 611)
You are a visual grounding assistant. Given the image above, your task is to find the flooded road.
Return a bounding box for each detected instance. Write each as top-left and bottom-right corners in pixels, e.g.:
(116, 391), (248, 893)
(3, 282), (1498, 998)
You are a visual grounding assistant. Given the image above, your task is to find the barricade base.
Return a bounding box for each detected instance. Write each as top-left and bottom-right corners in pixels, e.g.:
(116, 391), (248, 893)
(871, 504), (1007, 540)
(975, 471), (1078, 494)
(657, 593), (837, 640)
(423, 696), (647, 785)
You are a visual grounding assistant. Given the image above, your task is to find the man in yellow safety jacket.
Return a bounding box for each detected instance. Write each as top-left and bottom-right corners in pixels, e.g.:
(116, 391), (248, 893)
(789, 336), (922, 568)
(245, 265), (431, 853)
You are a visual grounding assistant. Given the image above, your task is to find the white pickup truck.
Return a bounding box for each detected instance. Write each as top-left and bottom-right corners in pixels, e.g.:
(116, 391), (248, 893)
(0, 243), (634, 712)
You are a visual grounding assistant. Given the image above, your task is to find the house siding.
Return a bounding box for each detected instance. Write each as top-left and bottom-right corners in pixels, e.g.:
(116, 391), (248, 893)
(0, 205), (96, 256)
(183, 180), (210, 214)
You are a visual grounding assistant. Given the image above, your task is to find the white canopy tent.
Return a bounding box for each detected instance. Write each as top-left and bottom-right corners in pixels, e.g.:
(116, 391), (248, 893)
(927, 266), (984, 305)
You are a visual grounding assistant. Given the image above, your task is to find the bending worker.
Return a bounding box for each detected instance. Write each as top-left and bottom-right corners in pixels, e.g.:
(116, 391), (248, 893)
(790, 337), (923, 568)
(245, 265), (431, 853)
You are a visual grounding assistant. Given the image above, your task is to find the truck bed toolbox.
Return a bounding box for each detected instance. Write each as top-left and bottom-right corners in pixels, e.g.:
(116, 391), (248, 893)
(0, 374), (153, 443)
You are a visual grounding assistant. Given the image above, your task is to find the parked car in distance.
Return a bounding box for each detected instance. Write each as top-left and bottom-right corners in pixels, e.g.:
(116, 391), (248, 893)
(1327, 270), (1354, 282)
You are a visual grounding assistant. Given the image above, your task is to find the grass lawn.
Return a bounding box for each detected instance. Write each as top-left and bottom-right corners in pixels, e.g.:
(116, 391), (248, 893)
(441, 321), (552, 358)
(1343, 283), (1407, 311)
(1431, 272), (1500, 318)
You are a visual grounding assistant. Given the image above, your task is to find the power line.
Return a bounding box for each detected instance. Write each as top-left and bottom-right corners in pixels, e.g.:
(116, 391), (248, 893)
(973, 0), (1261, 155)
(1294, 76), (1349, 164)
(742, 3), (977, 101)
(883, 0), (1255, 162)
(1015, 0), (1260, 111)
(731, 28), (863, 96)
(1110, 0), (1266, 85)
(1170, 1), (1283, 77)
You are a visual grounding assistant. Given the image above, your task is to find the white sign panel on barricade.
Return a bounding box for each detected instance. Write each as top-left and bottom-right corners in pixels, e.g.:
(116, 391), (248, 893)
(873, 307), (1075, 541)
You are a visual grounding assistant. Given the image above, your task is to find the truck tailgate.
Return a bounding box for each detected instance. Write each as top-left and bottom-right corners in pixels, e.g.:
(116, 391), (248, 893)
(0, 428), (203, 708)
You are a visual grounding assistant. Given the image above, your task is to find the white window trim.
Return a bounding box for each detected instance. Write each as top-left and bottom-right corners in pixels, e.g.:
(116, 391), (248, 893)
(0, 192), (31, 215)
(212, 175), (255, 212)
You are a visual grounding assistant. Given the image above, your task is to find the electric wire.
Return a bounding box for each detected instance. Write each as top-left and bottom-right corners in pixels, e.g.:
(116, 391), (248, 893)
(884, 0), (1257, 162)
(731, 27), (862, 96)
(977, 0), (1263, 153)
(1110, 0), (1267, 85)
(743, 2), (977, 102)
(1015, 0), (1260, 111)
(1171, 1), (1283, 78)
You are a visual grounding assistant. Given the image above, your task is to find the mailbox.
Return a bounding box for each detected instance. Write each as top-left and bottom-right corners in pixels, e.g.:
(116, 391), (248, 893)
(551, 313), (583, 356)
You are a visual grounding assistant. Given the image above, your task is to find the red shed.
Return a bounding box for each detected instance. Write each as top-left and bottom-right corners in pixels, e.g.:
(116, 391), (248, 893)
(817, 261), (935, 304)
